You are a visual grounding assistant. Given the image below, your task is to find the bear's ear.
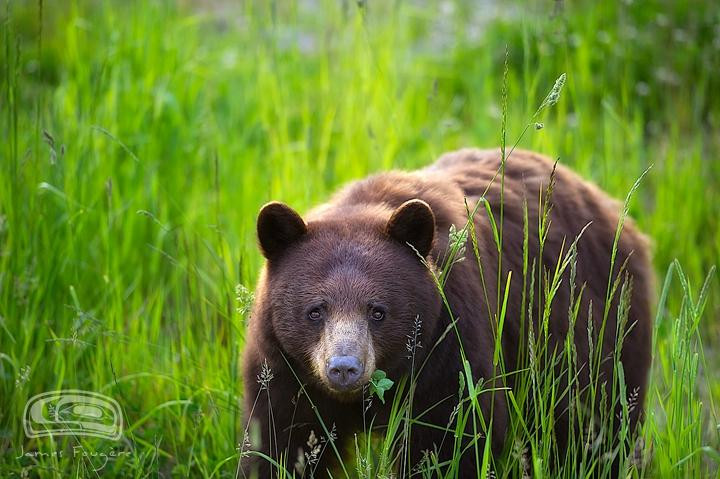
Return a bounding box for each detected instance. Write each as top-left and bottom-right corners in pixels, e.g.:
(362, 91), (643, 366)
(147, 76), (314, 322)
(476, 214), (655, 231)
(386, 199), (435, 258)
(257, 202), (307, 260)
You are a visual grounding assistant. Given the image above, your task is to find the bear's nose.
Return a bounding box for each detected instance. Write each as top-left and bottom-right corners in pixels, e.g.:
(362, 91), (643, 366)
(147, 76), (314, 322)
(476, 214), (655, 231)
(326, 356), (364, 389)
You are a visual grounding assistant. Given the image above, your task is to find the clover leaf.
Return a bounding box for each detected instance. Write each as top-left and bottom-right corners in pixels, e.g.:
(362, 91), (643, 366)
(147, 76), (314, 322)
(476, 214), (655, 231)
(368, 369), (394, 404)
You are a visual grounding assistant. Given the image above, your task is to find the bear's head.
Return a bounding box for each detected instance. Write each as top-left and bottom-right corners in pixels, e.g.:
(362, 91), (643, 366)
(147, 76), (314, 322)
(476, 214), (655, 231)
(255, 199), (442, 400)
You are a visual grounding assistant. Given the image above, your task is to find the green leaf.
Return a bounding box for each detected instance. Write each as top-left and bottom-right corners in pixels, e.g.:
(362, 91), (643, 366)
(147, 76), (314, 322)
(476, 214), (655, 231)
(369, 369), (394, 404)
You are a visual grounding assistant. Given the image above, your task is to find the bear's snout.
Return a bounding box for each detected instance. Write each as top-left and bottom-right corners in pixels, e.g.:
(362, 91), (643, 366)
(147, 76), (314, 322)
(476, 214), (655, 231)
(310, 315), (376, 394)
(326, 355), (364, 390)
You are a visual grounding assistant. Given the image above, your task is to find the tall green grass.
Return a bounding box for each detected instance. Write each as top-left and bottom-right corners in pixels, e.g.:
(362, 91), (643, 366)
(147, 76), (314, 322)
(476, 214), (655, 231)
(1, 0), (718, 477)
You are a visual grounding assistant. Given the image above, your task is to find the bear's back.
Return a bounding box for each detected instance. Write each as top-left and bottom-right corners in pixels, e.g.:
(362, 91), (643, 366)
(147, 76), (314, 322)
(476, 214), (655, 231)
(427, 147), (652, 337)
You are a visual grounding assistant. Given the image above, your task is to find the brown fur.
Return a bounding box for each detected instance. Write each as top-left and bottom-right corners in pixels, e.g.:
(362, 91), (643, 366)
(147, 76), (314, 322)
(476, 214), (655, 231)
(242, 148), (653, 477)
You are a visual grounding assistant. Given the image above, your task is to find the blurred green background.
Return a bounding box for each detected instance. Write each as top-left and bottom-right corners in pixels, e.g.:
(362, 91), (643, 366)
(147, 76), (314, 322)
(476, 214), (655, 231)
(1, 0), (719, 476)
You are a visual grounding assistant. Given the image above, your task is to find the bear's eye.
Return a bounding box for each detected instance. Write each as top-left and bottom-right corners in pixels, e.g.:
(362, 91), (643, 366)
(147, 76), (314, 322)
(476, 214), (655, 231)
(307, 308), (323, 321)
(370, 307), (385, 321)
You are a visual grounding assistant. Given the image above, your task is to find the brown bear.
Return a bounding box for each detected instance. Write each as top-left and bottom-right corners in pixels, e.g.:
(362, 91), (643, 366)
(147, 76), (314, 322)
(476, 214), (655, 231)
(241, 148), (652, 477)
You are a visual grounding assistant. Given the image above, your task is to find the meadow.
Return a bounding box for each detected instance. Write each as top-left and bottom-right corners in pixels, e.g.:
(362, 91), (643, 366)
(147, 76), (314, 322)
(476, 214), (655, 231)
(1, 0), (719, 477)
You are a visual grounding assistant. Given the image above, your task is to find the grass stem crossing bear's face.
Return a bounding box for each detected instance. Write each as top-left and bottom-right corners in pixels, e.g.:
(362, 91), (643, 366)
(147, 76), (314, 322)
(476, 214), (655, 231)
(256, 200), (442, 399)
